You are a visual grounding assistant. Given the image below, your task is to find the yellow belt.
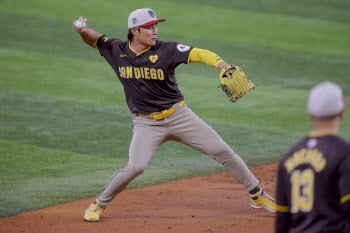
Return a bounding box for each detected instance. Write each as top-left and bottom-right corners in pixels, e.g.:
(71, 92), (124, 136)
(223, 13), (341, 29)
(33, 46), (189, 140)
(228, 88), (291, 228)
(136, 100), (185, 120)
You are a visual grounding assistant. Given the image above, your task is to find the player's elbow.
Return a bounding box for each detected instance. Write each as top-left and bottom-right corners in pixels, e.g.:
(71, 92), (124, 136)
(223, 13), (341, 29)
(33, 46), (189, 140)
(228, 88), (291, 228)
(83, 38), (97, 48)
(90, 41), (97, 49)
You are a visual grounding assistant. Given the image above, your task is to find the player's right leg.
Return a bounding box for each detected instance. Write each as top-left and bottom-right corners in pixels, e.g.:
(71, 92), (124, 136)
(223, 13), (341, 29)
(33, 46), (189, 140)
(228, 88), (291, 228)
(168, 105), (258, 191)
(84, 116), (167, 222)
(167, 105), (276, 212)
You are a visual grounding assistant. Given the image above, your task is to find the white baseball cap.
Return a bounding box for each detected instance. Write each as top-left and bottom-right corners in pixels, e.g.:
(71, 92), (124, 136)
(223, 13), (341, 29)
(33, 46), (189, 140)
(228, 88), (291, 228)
(307, 82), (345, 118)
(128, 8), (165, 29)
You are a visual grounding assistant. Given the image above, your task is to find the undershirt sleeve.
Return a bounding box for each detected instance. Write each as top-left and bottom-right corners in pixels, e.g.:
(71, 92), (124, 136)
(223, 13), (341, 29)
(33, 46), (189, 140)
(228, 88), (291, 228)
(188, 48), (223, 68)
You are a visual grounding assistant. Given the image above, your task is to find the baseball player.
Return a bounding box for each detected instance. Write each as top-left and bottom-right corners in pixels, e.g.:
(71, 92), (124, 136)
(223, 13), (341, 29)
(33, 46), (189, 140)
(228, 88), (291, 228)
(73, 8), (276, 222)
(275, 82), (350, 232)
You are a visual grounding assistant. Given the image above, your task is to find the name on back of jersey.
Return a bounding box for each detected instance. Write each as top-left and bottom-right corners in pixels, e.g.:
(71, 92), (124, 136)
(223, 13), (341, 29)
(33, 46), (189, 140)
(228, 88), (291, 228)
(284, 148), (326, 173)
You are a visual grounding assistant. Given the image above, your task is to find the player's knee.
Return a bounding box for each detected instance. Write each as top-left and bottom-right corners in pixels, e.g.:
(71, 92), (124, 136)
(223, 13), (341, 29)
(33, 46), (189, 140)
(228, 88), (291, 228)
(127, 163), (146, 176)
(209, 146), (240, 164)
(212, 145), (232, 158)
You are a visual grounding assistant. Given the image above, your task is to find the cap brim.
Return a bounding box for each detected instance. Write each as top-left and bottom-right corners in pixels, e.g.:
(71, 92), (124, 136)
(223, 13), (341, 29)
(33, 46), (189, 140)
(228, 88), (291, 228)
(139, 19), (166, 27)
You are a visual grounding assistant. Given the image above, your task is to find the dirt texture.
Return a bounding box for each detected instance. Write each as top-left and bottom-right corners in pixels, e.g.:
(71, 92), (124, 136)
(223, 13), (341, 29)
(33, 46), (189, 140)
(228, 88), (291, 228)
(0, 163), (278, 233)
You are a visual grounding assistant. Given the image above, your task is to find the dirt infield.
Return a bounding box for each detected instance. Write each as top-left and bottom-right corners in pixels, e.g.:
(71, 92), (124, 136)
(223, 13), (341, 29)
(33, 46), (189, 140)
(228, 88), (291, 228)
(0, 163), (278, 233)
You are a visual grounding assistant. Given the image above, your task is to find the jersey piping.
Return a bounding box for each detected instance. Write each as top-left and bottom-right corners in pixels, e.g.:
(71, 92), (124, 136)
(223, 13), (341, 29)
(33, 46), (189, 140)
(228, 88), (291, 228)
(128, 41), (152, 56)
(308, 130), (336, 138)
(276, 204), (290, 213)
(96, 34), (104, 56)
(340, 194), (350, 204)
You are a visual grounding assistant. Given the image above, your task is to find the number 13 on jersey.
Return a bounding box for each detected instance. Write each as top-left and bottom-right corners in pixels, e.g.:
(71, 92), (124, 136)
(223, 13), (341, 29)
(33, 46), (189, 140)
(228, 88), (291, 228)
(291, 169), (315, 213)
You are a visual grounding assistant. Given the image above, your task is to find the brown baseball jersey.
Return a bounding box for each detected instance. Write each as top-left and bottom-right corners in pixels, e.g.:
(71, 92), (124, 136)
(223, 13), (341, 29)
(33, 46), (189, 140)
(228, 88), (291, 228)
(96, 35), (193, 114)
(276, 132), (350, 233)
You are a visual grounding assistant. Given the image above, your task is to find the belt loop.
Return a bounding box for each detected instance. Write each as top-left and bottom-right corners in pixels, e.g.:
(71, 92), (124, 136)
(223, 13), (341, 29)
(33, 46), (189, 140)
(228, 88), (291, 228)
(179, 100), (184, 107)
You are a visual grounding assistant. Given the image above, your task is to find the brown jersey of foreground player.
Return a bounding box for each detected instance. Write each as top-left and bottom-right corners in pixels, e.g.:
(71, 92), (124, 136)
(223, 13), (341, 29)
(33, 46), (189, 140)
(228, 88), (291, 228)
(73, 8), (277, 222)
(276, 82), (350, 232)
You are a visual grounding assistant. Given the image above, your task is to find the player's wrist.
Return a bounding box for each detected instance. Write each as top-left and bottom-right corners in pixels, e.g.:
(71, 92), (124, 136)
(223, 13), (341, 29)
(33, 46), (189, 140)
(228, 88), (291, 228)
(218, 61), (229, 70)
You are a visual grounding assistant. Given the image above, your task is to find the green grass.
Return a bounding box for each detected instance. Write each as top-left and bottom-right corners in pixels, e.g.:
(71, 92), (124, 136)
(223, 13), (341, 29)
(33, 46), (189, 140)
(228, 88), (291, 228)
(0, 47), (124, 107)
(1, 1), (350, 57)
(174, 0), (350, 23)
(0, 139), (209, 217)
(2, 15), (349, 96)
(0, 140), (121, 217)
(0, 0), (349, 218)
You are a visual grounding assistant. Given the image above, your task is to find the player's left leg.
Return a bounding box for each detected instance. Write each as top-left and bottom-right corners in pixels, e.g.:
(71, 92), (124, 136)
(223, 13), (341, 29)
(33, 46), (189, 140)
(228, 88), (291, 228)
(84, 116), (169, 221)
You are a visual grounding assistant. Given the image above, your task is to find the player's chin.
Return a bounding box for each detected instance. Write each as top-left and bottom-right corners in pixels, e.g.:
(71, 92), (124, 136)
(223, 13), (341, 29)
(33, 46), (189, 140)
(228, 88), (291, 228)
(150, 39), (157, 46)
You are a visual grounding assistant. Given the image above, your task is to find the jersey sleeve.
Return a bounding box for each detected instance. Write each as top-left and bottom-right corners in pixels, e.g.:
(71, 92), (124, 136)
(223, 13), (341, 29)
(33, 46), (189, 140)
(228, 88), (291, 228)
(338, 147), (350, 215)
(276, 161), (291, 211)
(275, 161), (291, 232)
(96, 35), (123, 57)
(170, 42), (194, 68)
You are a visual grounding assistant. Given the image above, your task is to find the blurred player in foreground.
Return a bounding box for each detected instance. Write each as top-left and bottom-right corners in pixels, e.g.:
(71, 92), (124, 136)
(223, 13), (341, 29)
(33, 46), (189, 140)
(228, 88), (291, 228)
(276, 82), (350, 232)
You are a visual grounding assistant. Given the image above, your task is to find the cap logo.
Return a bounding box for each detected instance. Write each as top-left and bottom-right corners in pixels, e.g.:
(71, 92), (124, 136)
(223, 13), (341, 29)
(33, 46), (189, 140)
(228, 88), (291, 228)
(148, 10), (155, 18)
(149, 55), (158, 63)
(132, 17), (137, 25)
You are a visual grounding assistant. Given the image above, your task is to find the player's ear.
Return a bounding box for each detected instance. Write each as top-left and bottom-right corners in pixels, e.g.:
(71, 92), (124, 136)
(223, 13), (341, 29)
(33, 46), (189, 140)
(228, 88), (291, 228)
(338, 109), (345, 119)
(130, 27), (140, 36)
(338, 98), (346, 119)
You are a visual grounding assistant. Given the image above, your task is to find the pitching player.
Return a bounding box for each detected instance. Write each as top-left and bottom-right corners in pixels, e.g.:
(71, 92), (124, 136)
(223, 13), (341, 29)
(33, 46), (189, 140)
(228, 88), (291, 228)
(276, 82), (350, 232)
(73, 8), (276, 222)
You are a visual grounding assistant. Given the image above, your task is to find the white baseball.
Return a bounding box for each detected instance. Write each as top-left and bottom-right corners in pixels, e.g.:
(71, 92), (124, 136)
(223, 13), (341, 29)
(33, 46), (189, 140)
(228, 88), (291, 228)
(75, 21), (85, 29)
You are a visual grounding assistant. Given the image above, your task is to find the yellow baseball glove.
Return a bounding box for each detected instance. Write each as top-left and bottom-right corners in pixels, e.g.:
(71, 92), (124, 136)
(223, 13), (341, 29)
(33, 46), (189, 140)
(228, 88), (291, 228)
(219, 64), (256, 103)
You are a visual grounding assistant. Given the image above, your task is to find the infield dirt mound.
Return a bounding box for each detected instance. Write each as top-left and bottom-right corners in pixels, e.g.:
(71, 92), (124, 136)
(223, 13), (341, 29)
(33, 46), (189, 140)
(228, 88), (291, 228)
(0, 163), (278, 233)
